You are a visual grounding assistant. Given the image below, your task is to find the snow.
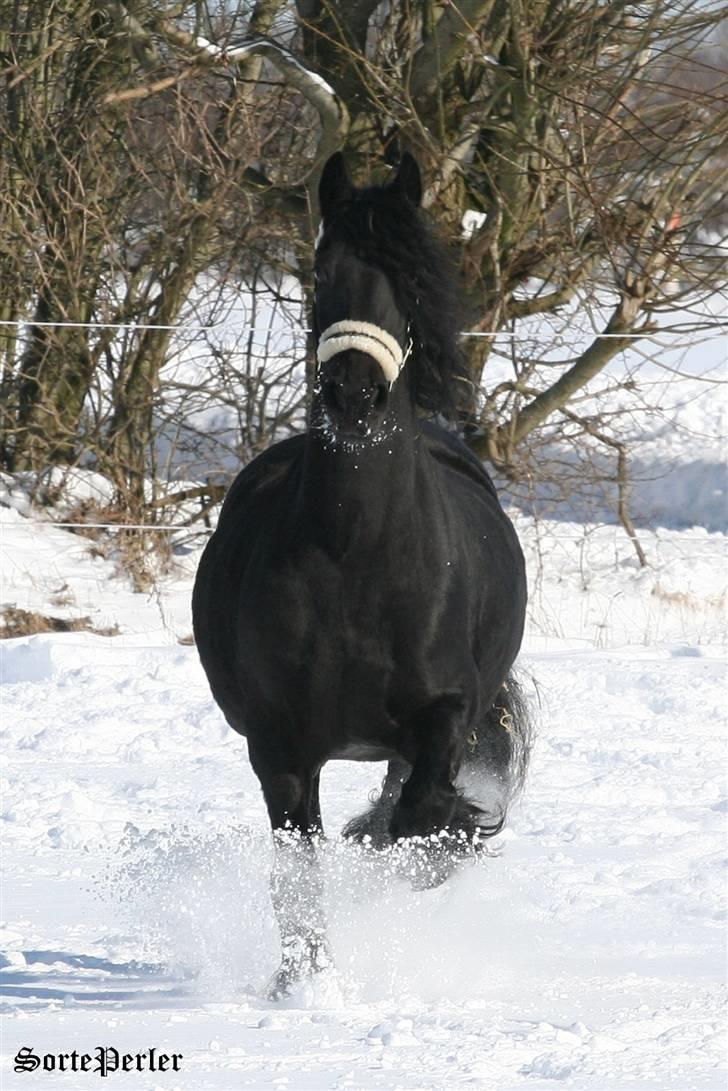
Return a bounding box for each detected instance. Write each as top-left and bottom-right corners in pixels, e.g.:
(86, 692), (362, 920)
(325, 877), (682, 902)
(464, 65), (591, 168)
(196, 37), (223, 58)
(462, 210), (488, 239)
(1, 357), (726, 1087)
(483, 297), (728, 532)
(210, 36), (337, 98)
(1, 631), (725, 1088)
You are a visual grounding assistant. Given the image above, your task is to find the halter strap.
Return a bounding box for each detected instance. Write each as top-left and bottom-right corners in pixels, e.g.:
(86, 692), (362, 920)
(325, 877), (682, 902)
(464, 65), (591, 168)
(316, 320), (412, 386)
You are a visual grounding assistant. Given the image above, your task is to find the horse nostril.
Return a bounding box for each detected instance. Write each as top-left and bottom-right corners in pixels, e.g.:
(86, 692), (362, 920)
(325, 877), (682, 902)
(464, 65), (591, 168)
(323, 379), (346, 413)
(373, 382), (388, 410)
(322, 371), (388, 422)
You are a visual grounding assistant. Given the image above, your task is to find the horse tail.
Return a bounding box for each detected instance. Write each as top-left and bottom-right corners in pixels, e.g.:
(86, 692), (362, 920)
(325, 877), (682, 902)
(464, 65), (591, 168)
(490, 671), (534, 801)
(457, 671), (535, 838)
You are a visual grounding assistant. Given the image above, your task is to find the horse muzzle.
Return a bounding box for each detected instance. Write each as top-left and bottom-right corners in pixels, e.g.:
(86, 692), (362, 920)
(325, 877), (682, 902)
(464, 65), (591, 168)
(320, 352), (390, 437)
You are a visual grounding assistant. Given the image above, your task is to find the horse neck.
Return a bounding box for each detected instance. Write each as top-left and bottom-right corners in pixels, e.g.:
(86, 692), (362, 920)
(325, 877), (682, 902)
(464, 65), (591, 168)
(301, 385), (419, 554)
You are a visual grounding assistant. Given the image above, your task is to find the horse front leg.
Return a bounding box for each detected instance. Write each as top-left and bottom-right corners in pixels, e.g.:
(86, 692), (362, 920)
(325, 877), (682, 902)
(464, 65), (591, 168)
(342, 757), (410, 847)
(249, 751), (330, 998)
(390, 695), (466, 839)
(389, 695), (484, 886)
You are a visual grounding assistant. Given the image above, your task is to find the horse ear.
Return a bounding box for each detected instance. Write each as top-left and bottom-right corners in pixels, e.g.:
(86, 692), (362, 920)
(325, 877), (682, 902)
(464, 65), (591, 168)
(319, 152), (353, 218)
(390, 153), (422, 207)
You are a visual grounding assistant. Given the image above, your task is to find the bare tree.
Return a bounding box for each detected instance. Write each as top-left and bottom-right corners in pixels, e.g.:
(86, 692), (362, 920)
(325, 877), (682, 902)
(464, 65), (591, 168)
(283, 2), (727, 460)
(1, 1), (725, 531)
(0, 1), (315, 510)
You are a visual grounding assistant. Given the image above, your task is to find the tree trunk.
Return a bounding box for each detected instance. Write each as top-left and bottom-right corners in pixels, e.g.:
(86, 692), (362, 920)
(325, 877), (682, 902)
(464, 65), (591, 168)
(13, 287), (96, 471)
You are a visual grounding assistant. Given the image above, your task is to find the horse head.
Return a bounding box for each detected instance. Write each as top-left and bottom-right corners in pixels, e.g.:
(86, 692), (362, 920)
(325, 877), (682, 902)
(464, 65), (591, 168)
(313, 152), (422, 441)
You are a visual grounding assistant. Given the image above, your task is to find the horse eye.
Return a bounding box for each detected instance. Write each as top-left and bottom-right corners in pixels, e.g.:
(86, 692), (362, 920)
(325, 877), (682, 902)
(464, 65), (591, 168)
(314, 267), (328, 286)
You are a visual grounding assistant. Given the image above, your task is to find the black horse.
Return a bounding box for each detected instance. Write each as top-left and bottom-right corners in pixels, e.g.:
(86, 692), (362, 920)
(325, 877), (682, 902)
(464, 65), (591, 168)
(192, 152), (530, 997)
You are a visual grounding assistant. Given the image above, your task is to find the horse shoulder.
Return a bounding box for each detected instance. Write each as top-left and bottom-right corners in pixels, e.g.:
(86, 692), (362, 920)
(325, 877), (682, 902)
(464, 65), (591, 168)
(218, 434), (306, 524)
(194, 435), (305, 626)
(418, 420), (525, 599)
(419, 420), (500, 504)
(192, 436), (307, 733)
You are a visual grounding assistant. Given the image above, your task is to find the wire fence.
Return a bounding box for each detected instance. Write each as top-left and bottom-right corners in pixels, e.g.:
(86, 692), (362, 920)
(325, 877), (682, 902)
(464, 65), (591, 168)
(1, 319), (724, 549)
(0, 517), (725, 562)
(1, 318), (727, 339)
(2, 515), (724, 650)
(0, 521), (212, 533)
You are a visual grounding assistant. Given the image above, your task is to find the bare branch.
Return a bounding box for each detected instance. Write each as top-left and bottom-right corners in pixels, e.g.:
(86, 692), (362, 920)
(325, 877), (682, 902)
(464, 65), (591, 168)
(132, 24), (350, 174)
(500, 293), (657, 455)
(409, 0), (497, 122)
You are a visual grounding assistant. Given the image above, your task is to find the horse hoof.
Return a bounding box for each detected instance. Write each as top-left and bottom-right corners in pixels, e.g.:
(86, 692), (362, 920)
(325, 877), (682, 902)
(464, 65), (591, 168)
(266, 934), (333, 1002)
(389, 790), (457, 842)
(342, 813), (392, 849)
(266, 967), (295, 1002)
(398, 834), (458, 889)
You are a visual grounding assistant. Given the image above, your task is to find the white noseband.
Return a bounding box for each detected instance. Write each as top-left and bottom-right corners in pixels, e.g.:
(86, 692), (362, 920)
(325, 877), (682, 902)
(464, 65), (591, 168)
(317, 320), (412, 386)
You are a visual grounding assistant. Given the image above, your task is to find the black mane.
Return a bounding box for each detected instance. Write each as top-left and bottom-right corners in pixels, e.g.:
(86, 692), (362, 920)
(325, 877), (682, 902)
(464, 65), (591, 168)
(319, 184), (469, 419)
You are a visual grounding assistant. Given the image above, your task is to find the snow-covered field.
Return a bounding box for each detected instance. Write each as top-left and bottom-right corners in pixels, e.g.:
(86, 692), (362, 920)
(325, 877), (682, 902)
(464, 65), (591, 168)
(1, 352), (726, 1089)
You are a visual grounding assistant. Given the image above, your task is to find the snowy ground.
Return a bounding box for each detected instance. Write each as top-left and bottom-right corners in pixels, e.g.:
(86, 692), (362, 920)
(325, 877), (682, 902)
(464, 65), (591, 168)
(1, 510), (725, 1089)
(1, 356), (727, 1089)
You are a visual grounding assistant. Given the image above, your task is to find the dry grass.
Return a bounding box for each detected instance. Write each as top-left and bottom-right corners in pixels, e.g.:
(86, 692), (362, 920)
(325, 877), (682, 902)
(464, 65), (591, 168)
(0, 605), (119, 640)
(62, 500), (175, 593)
(652, 585), (727, 614)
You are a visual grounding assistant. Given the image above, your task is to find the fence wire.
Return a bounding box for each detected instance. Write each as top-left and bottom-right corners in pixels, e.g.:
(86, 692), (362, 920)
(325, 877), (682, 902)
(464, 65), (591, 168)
(1, 318), (726, 339)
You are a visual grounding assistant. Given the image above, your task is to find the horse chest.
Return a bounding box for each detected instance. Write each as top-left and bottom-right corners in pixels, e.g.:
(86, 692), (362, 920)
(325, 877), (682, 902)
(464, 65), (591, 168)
(255, 540), (465, 692)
